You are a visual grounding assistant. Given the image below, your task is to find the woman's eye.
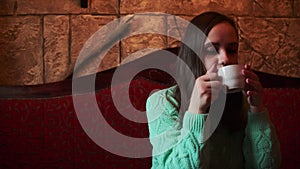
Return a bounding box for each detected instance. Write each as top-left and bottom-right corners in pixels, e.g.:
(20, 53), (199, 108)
(205, 47), (218, 55)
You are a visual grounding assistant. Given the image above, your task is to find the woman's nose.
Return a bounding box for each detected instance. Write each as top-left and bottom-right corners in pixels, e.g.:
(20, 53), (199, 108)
(218, 49), (230, 66)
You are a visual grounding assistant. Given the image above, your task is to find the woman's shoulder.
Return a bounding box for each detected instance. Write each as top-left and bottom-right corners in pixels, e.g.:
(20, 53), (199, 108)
(146, 86), (180, 126)
(147, 86), (177, 103)
(146, 86), (178, 110)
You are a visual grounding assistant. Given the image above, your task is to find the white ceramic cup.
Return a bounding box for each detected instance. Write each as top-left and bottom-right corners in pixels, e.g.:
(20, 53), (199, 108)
(217, 64), (245, 93)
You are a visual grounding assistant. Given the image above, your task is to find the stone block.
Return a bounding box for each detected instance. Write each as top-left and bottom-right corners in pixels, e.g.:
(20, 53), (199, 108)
(71, 15), (119, 76)
(0, 16), (43, 85)
(238, 17), (300, 78)
(0, 0), (15, 15)
(44, 15), (70, 83)
(16, 0), (88, 14)
(121, 34), (167, 61)
(167, 15), (194, 48)
(295, 0), (300, 17)
(253, 0), (293, 17)
(120, 14), (167, 61)
(120, 0), (163, 14)
(121, 0), (253, 15)
(91, 0), (118, 14)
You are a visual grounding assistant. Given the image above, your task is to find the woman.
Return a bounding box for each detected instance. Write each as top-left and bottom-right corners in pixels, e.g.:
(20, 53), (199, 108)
(146, 12), (281, 169)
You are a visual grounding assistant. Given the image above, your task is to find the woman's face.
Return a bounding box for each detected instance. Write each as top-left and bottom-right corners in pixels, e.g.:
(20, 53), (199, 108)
(203, 22), (238, 71)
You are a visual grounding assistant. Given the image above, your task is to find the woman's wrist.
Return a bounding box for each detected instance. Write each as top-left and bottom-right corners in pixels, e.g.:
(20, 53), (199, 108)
(188, 102), (207, 114)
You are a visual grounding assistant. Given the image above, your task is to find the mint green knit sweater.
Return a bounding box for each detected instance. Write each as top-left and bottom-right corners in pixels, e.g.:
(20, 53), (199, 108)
(146, 86), (281, 169)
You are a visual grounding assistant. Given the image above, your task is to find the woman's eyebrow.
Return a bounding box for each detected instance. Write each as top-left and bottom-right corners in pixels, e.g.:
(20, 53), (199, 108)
(204, 42), (238, 48)
(204, 42), (219, 48)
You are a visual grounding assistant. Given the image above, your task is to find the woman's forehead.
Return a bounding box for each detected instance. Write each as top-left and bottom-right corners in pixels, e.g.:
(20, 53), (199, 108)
(205, 22), (238, 44)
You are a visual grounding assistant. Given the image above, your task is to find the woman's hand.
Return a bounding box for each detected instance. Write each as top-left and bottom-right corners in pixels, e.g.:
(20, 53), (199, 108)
(242, 64), (264, 113)
(188, 64), (223, 114)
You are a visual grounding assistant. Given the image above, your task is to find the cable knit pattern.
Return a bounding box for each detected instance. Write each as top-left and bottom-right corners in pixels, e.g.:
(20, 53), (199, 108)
(146, 86), (281, 169)
(243, 111), (281, 169)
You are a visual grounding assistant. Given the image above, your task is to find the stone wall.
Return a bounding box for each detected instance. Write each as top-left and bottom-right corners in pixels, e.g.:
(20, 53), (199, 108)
(0, 0), (299, 85)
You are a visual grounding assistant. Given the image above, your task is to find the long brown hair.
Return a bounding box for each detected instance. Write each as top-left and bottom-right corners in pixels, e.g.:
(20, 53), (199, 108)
(173, 12), (246, 130)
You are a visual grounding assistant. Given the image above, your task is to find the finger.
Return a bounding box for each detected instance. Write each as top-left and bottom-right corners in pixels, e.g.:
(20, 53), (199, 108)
(247, 90), (259, 96)
(210, 83), (223, 103)
(244, 64), (251, 70)
(203, 81), (222, 95)
(201, 73), (220, 81)
(197, 80), (222, 95)
(246, 90), (262, 106)
(245, 78), (262, 92)
(207, 63), (218, 73)
(199, 87), (220, 105)
(242, 69), (259, 81)
(208, 81), (223, 89)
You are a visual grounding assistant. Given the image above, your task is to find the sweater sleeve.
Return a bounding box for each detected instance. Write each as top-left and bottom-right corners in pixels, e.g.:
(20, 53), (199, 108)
(243, 109), (281, 169)
(146, 89), (207, 169)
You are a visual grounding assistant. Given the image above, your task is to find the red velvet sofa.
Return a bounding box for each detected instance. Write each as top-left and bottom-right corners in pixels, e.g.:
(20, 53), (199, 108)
(0, 48), (299, 169)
